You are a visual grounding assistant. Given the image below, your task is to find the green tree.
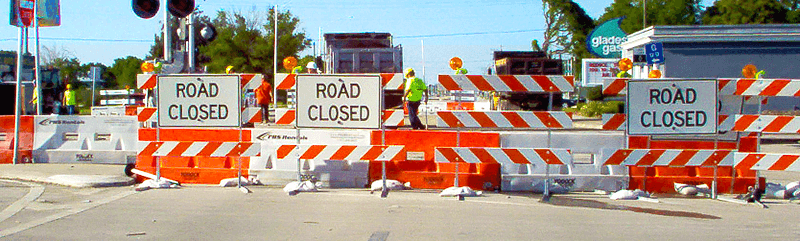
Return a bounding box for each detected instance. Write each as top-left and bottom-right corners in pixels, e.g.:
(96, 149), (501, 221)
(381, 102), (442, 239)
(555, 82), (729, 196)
(703, 0), (789, 24)
(598, 0), (701, 34)
(198, 8), (310, 75)
(106, 56), (143, 89)
(50, 57), (81, 86)
(541, 0), (595, 79)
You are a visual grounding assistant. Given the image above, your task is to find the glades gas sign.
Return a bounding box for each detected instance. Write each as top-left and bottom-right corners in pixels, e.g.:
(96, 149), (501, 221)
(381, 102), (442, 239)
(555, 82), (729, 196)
(157, 75), (240, 127)
(586, 17), (627, 58)
(296, 75), (381, 129)
(627, 80), (717, 135)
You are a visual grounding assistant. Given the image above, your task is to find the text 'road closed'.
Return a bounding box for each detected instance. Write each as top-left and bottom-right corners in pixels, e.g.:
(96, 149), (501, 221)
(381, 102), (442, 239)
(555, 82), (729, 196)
(628, 81), (717, 135)
(296, 76), (381, 129)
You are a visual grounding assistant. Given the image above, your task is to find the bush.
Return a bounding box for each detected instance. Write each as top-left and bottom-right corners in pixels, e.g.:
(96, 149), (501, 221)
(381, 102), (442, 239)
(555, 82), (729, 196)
(577, 101), (624, 117)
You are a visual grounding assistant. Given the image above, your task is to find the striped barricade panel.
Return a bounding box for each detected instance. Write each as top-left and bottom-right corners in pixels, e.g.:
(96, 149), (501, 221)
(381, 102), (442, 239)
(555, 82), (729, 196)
(735, 153), (800, 172)
(137, 73), (263, 90)
(137, 107), (157, 123)
(437, 75), (574, 92)
(275, 73), (296, 90)
(602, 149), (734, 167)
(601, 113), (626, 130)
(276, 73), (404, 90)
(273, 109), (404, 127)
(436, 111), (573, 129)
(732, 114), (800, 133)
(275, 108), (296, 125)
(276, 145), (405, 161)
(239, 74), (265, 90)
(434, 147), (571, 165)
(137, 74), (157, 89)
(602, 78), (629, 96)
(138, 141), (260, 157)
(726, 78), (800, 96)
(241, 107), (262, 123)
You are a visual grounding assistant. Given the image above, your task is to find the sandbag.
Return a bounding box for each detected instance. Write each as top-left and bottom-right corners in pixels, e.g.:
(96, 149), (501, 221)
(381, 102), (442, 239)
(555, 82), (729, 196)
(610, 189), (648, 200)
(369, 180), (410, 192)
(439, 186), (482, 197)
(135, 179), (179, 191)
(283, 181), (320, 196)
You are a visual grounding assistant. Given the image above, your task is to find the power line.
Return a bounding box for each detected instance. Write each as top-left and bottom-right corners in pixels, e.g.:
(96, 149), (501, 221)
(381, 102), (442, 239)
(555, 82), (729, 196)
(0, 37), (152, 43)
(395, 29), (545, 39)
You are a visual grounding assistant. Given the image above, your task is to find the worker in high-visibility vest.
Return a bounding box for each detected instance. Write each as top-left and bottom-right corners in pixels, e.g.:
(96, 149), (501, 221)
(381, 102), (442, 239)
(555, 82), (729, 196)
(29, 81), (38, 114)
(404, 68), (427, 130)
(63, 84), (77, 115)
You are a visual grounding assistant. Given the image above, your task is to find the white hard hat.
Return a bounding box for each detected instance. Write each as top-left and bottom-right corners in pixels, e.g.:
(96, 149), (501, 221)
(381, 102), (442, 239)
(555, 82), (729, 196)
(306, 62), (317, 69)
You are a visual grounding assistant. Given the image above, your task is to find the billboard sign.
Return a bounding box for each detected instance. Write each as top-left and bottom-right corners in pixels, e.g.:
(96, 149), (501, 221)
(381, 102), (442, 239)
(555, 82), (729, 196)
(581, 58), (619, 87)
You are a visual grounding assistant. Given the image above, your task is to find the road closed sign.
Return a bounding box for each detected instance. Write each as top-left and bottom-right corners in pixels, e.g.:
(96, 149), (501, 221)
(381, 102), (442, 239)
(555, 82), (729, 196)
(296, 75), (382, 129)
(627, 80), (717, 135)
(157, 75), (241, 127)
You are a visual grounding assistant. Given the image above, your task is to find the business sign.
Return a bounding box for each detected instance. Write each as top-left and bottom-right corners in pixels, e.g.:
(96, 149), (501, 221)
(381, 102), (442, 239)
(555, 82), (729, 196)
(586, 17), (627, 58)
(9, 0), (60, 27)
(627, 80), (717, 135)
(157, 75), (241, 127)
(645, 42), (664, 64)
(581, 58), (619, 87)
(296, 75), (381, 129)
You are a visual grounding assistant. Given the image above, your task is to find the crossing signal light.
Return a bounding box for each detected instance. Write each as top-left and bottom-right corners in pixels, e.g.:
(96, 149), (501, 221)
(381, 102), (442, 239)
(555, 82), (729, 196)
(168, 0), (195, 18)
(133, 0), (195, 19)
(133, 0), (159, 19)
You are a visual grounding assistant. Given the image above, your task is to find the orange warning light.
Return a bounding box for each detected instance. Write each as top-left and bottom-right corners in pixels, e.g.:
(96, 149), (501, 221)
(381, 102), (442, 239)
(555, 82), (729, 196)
(283, 57), (298, 71)
(450, 57), (463, 70)
(742, 64), (757, 79)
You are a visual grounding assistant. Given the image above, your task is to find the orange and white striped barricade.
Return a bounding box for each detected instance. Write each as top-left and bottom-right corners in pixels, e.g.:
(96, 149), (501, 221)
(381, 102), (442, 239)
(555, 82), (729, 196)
(137, 74), (158, 90)
(732, 114), (800, 133)
(602, 148), (736, 197)
(438, 75), (574, 92)
(137, 141), (260, 186)
(137, 106), (157, 127)
(602, 78), (629, 96)
(735, 153), (800, 172)
(275, 73), (404, 90)
(272, 108), (405, 127)
(138, 141), (260, 158)
(435, 147), (571, 194)
(436, 111), (573, 129)
(601, 113), (626, 130)
(271, 144), (405, 188)
(602, 149), (735, 167)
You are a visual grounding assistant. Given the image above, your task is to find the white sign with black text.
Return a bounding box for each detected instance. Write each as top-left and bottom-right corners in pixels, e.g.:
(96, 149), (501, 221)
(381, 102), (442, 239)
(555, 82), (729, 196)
(627, 80), (717, 135)
(296, 75), (382, 129)
(157, 75), (241, 127)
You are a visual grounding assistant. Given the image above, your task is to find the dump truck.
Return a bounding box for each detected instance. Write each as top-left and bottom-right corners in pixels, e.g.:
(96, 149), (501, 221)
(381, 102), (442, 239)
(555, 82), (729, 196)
(493, 51), (565, 110)
(322, 32), (404, 108)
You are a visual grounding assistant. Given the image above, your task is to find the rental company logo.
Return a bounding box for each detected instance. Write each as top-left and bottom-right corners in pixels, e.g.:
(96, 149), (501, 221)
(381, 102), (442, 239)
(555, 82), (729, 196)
(256, 132), (309, 141)
(586, 17), (627, 58)
(38, 118), (86, 126)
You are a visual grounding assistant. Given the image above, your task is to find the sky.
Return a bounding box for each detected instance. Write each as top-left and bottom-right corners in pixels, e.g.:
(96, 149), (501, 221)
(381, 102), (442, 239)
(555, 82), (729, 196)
(0, 0), (717, 82)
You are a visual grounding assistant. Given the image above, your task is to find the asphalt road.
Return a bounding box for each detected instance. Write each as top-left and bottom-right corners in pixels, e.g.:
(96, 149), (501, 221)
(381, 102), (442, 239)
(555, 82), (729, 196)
(0, 141), (799, 240)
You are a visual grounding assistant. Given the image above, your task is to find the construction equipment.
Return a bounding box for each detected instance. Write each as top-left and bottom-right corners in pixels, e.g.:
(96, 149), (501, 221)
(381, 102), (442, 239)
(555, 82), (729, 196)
(493, 51), (565, 110)
(323, 32), (404, 108)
